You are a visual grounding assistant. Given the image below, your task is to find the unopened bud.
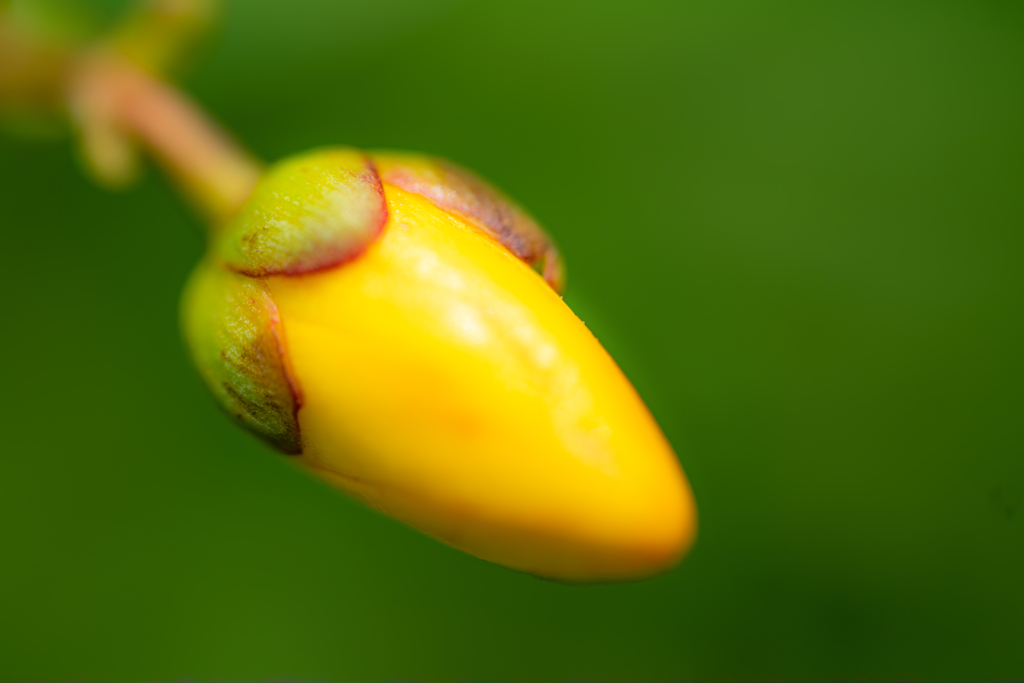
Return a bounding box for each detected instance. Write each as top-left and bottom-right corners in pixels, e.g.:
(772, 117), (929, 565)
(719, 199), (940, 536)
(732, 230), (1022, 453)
(183, 147), (696, 582)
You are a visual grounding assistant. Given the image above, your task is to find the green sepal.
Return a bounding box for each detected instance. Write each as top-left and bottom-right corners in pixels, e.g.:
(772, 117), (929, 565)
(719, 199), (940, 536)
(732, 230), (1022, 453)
(182, 260), (302, 454)
(215, 147), (387, 277)
(372, 152), (566, 294)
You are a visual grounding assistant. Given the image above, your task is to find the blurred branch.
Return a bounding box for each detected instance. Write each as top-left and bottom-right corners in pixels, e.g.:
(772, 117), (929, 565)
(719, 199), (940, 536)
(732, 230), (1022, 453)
(110, 0), (220, 75)
(69, 51), (260, 223)
(0, 0), (260, 224)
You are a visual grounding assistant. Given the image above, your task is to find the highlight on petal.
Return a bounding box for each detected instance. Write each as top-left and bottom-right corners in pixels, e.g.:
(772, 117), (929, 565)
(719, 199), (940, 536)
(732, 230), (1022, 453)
(181, 147), (693, 582)
(265, 185), (695, 581)
(217, 147), (387, 277)
(182, 261), (303, 454)
(372, 152), (565, 293)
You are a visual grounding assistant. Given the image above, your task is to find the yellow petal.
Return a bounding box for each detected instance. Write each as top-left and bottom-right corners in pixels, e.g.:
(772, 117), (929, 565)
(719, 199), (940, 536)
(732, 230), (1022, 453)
(267, 184), (696, 582)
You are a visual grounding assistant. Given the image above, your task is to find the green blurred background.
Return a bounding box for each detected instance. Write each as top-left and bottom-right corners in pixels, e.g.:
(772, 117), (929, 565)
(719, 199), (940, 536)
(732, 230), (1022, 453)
(2, 0), (1024, 679)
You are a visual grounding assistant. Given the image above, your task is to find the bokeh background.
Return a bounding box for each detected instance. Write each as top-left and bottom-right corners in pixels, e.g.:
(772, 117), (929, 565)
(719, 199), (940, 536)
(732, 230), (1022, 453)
(2, 0), (1024, 679)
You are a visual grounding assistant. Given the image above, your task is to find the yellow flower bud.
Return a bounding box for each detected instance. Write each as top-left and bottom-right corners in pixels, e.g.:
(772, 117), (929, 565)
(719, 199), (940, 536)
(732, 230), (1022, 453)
(183, 148), (696, 582)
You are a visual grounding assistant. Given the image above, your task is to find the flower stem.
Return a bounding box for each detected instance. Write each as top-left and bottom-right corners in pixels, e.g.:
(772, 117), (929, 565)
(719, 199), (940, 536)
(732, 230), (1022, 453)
(1, 1), (260, 226)
(70, 53), (262, 225)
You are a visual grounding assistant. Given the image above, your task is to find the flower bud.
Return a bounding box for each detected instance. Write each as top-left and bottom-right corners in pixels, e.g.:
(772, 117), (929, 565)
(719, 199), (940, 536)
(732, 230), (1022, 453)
(183, 147), (696, 581)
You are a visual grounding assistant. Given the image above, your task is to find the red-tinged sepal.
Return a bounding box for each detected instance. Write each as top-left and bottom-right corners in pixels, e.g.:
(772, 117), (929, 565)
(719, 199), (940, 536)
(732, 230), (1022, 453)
(372, 152), (565, 293)
(216, 147), (387, 277)
(182, 261), (303, 454)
